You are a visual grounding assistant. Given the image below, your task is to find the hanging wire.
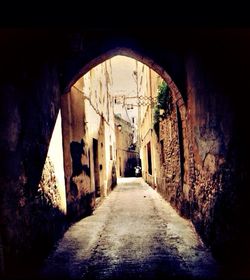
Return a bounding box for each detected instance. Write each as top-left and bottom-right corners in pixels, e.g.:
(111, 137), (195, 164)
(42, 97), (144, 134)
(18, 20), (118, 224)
(112, 95), (157, 106)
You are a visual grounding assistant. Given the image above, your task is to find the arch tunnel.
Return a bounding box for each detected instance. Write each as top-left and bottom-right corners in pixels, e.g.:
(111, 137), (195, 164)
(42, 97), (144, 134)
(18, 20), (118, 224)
(0, 27), (250, 278)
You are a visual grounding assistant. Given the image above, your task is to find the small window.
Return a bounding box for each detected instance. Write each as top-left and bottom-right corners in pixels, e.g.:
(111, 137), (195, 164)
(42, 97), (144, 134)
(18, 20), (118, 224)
(160, 140), (164, 164)
(110, 145), (113, 160)
(147, 142), (152, 175)
(132, 117), (135, 123)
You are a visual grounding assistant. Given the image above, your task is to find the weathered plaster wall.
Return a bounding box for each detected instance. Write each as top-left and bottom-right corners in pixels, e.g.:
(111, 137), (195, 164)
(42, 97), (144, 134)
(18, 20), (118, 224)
(82, 61), (117, 198)
(61, 79), (94, 222)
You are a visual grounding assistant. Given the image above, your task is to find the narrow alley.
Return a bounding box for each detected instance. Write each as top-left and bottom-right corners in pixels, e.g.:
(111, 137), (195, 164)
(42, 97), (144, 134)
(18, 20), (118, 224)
(41, 178), (219, 280)
(1, 28), (250, 280)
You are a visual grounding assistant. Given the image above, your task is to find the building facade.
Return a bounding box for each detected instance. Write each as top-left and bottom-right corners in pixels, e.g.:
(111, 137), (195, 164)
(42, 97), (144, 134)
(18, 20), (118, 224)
(115, 114), (138, 177)
(82, 59), (117, 199)
(60, 59), (117, 219)
(138, 63), (184, 211)
(138, 63), (162, 188)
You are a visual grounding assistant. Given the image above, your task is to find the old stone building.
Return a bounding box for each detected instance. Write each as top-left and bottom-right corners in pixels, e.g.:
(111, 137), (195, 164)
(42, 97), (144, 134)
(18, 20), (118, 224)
(137, 63), (164, 188)
(137, 60), (184, 205)
(61, 59), (117, 218)
(138, 61), (190, 218)
(115, 114), (138, 177)
(82, 59), (117, 198)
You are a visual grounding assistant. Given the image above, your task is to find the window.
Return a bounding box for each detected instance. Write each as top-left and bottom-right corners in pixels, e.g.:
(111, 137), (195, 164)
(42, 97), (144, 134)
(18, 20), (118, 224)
(160, 140), (165, 164)
(147, 142), (152, 175)
(110, 145), (113, 160)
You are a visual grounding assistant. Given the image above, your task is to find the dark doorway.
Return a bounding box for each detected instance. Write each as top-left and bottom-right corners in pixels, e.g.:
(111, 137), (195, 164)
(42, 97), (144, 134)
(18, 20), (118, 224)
(93, 138), (100, 197)
(119, 157), (122, 176)
(147, 142), (152, 175)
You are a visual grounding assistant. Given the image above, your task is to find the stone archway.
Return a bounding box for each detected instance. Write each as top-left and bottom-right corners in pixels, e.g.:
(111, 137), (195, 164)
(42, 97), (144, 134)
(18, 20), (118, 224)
(1, 28), (249, 278)
(62, 47), (193, 219)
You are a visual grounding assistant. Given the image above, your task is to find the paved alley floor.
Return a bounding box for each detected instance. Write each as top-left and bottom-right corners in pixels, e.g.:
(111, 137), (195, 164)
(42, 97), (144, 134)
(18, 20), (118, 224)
(40, 178), (222, 280)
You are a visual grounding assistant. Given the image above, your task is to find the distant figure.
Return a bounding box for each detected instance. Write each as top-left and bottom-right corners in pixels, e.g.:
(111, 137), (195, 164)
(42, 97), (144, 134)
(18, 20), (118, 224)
(134, 166), (142, 177)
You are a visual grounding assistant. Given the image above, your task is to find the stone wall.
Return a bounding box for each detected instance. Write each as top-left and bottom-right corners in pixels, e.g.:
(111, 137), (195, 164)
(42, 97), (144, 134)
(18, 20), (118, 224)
(149, 46), (250, 262)
(152, 90), (191, 219)
(154, 48), (250, 262)
(37, 156), (63, 209)
(0, 62), (67, 278)
(156, 107), (182, 206)
(185, 52), (250, 260)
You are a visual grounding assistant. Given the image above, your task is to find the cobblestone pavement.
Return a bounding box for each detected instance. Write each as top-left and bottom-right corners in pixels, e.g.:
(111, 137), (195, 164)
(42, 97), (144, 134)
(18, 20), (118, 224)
(41, 178), (223, 280)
